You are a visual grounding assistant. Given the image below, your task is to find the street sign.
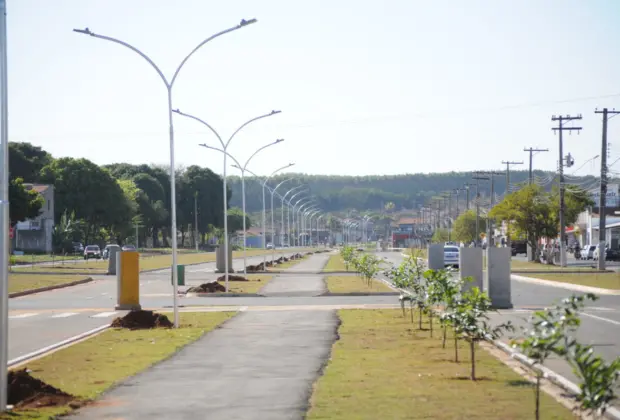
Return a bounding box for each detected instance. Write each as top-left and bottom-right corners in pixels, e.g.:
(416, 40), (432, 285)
(8, 227), (13, 239)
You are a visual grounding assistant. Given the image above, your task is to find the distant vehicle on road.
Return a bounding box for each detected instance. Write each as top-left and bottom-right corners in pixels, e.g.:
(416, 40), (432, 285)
(266, 243), (274, 250)
(581, 244), (596, 260)
(511, 240), (527, 256)
(72, 242), (84, 254)
(122, 244), (136, 252)
(444, 245), (459, 268)
(84, 245), (101, 260)
(356, 247), (364, 252)
(593, 245), (620, 261)
(102, 244), (117, 260)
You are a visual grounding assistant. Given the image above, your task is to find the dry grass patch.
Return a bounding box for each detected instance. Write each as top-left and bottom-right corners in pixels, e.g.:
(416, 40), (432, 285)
(521, 272), (620, 290)
(8, 274), (90, 294)
(325, 276), (394, 293)
(307, 309), (575, 420)
(1, 312), (234, 420)
(509, 259), (595, 272)
(226, 274), (273, 294)
(323, 255), (348, 272)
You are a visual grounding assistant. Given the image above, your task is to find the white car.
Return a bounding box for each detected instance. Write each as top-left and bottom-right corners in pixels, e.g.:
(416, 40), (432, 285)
(444, 245), (460, 268)
(581, 245), (596, 260)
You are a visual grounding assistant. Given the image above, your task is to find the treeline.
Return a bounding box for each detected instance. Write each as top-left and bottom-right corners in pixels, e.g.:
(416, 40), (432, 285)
(227, 171), (595, 213)
(9, 142), (247, 250)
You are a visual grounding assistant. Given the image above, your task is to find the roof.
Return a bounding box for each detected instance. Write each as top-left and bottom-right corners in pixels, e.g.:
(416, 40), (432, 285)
(397, 217), (420, 225)
(591, 217), (620, 229)
(23, 183), (50, 193)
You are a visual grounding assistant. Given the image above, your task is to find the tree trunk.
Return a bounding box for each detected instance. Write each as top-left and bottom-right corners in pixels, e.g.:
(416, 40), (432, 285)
(429, 312), (433, 337)
(470, 341), (476, 380)
(442, 325), (447, 348)
(419, 306), (423, 330)
(454, 333), (459, 363)
(535, 373), (541, 420)
(401, 300), (405, 317)
(410, 305), (414, 323)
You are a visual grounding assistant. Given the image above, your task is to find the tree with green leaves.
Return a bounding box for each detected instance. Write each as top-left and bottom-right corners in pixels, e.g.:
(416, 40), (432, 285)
(8, 142), (52, 182)
(339, 245), (356, 271)
(8, 178), (43, 226)
(453, 210), (486, 244)
(431, 228), (449, 243)
(227, 207), (251, 234)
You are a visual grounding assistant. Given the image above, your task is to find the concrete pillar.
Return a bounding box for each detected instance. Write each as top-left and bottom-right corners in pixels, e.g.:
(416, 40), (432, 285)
(485, 247), (512, 309)
(427, 244), (444, 270)
(216, 245), (233, 273)
(459, 247), (483, 292)
(107, 245), (121, 275)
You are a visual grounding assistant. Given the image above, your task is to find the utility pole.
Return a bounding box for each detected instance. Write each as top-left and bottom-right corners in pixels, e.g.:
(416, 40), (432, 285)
(472, 173), (489, 246)
(454, 188), (460, 218)
(552, 114), (583, 267)
(501, 161), (523, 247)
(194, 191), (199, 251)
(595, 108), (619, 270)
(463, 182), (474, 211)
(523, 147), (549, 185)
(478, 171), (504, 247)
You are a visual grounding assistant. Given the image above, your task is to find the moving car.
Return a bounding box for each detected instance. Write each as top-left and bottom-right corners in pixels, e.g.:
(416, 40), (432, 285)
(122, 244), (136, 251)
(581, 245), (596, 260)
(266, 243), (274, 250)
(84, 245), (101, 260)
(444, 245), (459, 268)
(593, 245), (620, 261)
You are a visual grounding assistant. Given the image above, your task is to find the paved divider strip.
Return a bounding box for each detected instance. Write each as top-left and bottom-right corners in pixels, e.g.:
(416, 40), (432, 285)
(9, 277), (94, 299)
(512, 274), (620, 296)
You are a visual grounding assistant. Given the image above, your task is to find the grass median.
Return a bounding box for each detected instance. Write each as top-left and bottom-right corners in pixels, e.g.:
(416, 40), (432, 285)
(519, 272), (620, 290)
(8, 273), (90, 294)
(323, 255), (348, 272)
(2, 311), (234, 420)
(307, 309), (574, 420)
(12, 249), (303, 275)
(325, 275), (394, 293)
(227, 275), (273, 294)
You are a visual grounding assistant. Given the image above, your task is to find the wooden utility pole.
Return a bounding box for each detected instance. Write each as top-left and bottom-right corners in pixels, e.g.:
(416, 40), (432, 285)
(472, 173), (489, 246)
(523, 147), (549, 185)
(477, 171), (504, 246)
(595, 108), (620, 270)
(552, 114), (582, 267)
(501, 161), (523, 247)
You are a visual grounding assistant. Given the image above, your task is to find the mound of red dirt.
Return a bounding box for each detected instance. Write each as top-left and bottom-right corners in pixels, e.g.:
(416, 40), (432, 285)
(217, 275), (248, 282)
(186, 282), (226, 293)
(246, 262), (265, 272)
(111, 309), (173, 330)
(8, 368), (74, 408)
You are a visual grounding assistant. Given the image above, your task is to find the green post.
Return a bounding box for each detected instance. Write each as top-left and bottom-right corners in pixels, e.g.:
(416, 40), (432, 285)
(171, 264), (185, 286)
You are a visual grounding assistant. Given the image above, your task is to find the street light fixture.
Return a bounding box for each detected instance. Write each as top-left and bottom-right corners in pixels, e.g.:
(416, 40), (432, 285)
(175, 109), (281, 286)
(281, 185), (306, 246)
(72, 18), (257, 329)
(303, 207), (320, 246)
(288, 192), (311, 246)
(200, 139), (283, 278)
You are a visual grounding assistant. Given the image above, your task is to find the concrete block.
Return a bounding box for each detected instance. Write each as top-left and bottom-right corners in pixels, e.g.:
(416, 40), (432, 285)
(107, 245), (121, 275)
(215, 245), (234, 273)
(459, 247), (483, 292)
(427, 244), (444, 270)
(485, 247), (512, 309)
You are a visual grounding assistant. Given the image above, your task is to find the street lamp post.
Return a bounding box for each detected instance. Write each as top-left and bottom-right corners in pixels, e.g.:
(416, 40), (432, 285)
(200, 139), (283, 277)
(174, 109), (281, 287)
(270, 178), (294, 260)
(289, 192), (310, 246)
(297, 201), (318, 246)
(72, 18), (257, 329)
(281, 185), (305, 247)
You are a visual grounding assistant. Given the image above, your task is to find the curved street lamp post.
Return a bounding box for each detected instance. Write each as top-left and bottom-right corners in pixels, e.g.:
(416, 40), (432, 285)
(281, 185), (306, 246)
(174, 108), (281, 288)
(72, 18), (257, 329)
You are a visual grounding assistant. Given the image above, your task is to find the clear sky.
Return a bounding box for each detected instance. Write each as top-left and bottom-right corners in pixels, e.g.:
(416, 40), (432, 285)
(8, 0), (620, 178)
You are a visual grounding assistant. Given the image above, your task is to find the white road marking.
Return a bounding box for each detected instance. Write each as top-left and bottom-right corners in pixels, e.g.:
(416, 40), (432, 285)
(239, 306), (248, 312)
(51, 312), (78, 318)
(581, 312), (620, 326)
(9, 313), (37, 319)
(587, 306), (617, 312)
(90, 311), (118, 318)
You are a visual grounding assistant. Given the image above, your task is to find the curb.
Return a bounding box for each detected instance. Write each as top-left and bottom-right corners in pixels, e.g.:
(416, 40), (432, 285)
(9, 277), (94, 298)
(321, 292), (400, 297)
(490, 339), (620, 420)
(511, 274), (620, 296)
(8, 323), (111, 368)
(184, 292), (263, 298)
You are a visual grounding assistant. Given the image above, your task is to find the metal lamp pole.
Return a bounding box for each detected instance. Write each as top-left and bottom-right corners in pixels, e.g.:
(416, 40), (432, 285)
(281, 185), (305, 246)
(270, 178), (294, 257)
(201, 139), (283, 277)
(295, 200), (314, 246)
(308, 210), (321, 246)
(289, 192), (310, 246)
(303, 208), (319, 246)
(297, 201), (318, 246)
(175, 109), (281, 287)
(73, 19), (258, 328)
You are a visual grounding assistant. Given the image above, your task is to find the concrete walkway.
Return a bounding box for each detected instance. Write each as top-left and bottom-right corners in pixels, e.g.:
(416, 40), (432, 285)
(69, 254), (339, 420)
(259, 253), (330, 297)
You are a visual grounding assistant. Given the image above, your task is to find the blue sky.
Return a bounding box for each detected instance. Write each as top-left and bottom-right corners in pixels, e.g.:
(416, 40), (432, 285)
(8, 0), (620, 178)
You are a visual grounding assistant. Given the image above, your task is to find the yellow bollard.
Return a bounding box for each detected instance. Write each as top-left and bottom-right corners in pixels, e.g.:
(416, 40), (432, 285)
(116, 251), (141, 310)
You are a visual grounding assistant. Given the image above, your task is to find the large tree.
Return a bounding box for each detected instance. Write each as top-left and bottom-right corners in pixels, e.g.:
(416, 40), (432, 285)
(8, 142), (52, 182)
(453, 210), (487, 243)
(227, 207), (251, 234)
(40, 157), (131, 243)
(8, 178), (43, 226)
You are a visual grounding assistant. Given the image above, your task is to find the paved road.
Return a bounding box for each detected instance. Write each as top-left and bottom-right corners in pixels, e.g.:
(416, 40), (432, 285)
(69, 253), (339, 419)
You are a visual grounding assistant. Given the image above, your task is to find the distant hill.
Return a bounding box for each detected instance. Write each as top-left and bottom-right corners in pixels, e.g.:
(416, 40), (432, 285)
(227, 170), (599, 213)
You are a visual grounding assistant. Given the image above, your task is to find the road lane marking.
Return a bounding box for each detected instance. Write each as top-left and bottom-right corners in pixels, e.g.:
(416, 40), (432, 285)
(90, 311), (118, 318)
(581, 312), (620, 326)
(51, 312), (78, 318)
(9, 313), (37, 319)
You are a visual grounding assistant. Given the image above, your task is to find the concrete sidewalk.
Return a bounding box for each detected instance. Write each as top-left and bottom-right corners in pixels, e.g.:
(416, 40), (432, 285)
(69, 253), (339, 420)
(259, 253), (330, 297)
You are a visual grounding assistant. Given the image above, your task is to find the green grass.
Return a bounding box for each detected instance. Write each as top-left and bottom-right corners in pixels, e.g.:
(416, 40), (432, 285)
(510, 259), (596, 271)
(2, 311), (234, 419)
(12, 249), (304, 275)
(8, 274), (90, 294)
(11, 254), (76, 265)
(325, 275), (394, 293)
(520, 272), (620, 290)
(323, 255), (349, 272)
(307, 309), (575, 420)
(407, 247), (428, 259)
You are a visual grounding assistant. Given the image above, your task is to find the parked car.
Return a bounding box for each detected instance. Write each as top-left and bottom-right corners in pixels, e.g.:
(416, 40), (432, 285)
(511, 240), (527, 256)
(102, 244), (118, 260)
(122, 244), (136, 252)
(84, 245), (101, 260)
(266, 243), (274, 250)
(72, 242), (84, 254)
(593, 245), (620, 261)
(444, 245), (459, 268)
(581, 245), (596, 260)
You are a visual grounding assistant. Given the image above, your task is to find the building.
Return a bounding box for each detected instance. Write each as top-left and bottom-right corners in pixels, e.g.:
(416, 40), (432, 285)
(392, 217), (423, 247)
(12, 184), (55, 253)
